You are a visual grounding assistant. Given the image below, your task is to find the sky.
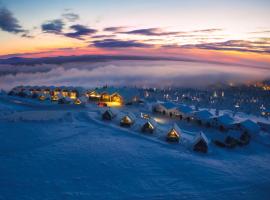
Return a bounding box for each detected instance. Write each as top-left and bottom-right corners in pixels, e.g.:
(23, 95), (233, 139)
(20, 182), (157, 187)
(0, 0), (270, 67)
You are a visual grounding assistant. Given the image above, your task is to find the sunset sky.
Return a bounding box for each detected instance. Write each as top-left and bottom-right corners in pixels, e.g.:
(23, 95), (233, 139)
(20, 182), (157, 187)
(0, 0), (270, 67)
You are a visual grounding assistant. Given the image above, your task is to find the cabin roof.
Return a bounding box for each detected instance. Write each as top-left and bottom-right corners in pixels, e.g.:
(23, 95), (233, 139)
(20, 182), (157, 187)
(240, 119), (260, 132)
(217, 114), (236, 125)
(177, 104), (193, 114)
(157, 102), (177, 110)
(192, 132), (209, 146)
(169, 123), (181, 135)
(194, 110), (213, 120)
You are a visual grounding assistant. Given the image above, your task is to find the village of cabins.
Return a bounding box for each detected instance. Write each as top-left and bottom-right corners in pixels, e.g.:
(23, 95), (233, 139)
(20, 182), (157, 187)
(7, 85), (263, 153)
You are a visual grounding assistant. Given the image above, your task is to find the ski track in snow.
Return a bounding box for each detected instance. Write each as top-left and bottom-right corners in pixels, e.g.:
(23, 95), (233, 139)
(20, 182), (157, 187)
(0, 98), (270, 200)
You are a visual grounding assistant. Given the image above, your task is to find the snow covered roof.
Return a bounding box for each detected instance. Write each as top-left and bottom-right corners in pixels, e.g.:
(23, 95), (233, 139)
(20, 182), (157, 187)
(177, 104), (193, 114)
(157, 102), (177, 110)
(171, 123), (181, 134)
(193, 110), (213, 120)
(192, 132), (209, 146)
(137, 117), (157, 129)
(217, 114), (236, 126)
(240, 119), (260, 133)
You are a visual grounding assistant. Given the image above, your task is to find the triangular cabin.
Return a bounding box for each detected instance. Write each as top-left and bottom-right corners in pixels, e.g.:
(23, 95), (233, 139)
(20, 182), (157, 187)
(51, 94), (60, 101)
(166, 123), (181, 142)
(39, 94), (47, 101)
(192, 132), (209, 153)
(74, 98), (82, 105)
(141, 120), (155, 134)
(102, 110), (116, 120)
(120, 115), (134, 127)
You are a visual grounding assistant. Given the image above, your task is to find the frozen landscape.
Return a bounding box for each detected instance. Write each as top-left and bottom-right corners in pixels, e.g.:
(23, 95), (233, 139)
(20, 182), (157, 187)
(1, 0), (270, 199)
(0, 88), (270, 200)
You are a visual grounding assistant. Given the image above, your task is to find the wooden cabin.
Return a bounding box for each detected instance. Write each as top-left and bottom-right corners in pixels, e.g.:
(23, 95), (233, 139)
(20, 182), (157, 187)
(39, 94), (46, 101)
(192, 132), (209, 153)
(100, 92), (111, 102)
(110, 93), (123, 105)
(61, 89), (69, 97)
(69, 90), (78, 99)
(166, 123), (181, 142)
(74, 98), (81, 105)
(153, 102), (177, 117)
(43, 88), (51, 95)
(141, 121), (155, 134)
(51, 95), (59, 101)
(53, 88), (61, 96)
(87, 90), (100, 101)
(102, 110), (116, 120)
(120, 115), (134, 127)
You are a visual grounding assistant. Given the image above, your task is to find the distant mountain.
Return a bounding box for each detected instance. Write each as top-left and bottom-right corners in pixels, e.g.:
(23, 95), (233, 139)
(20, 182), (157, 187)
(0, 55), (191, 65)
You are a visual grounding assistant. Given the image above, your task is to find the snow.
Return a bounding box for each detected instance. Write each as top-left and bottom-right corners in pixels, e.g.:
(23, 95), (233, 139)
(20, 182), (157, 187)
(193, 110), (213, 121)
(0, 94), (270, 199)
(240, 119), (260, 134)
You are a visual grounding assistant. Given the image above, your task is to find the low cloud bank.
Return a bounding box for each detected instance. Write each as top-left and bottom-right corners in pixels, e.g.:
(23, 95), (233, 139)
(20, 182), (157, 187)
(0, 60), (269, 90)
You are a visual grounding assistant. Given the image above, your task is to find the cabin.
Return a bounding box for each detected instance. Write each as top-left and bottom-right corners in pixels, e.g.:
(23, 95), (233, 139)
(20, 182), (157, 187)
(38, 94), (48, 101)
(52, 88), (61, 96)
(141, 120), (156, 134)
(120, 89), (142, 105)
(227, 130), (250, 146)
(213, 131), (240, 148)
(153, 102), (177, 117)
(102, 110), (116, 120)
(239, 119), (260, 135)
(42, 88), (51, 95)
(120, 115), (135, 127)
(51, 95), (59, 101)
(166, 123), (181, 142)
(107, 92), (123, 106)
(193, 110), (213, 126)
(212, 114), (237, 131)
(69, 90), (78, 99)
(87, 90), (100, 101)
(74, 98), (82, 105)
(61, 89), (69, 97)
(100, 92), (111, 102)
(192, 132), (209, 153)
(176, 104), (193, 121)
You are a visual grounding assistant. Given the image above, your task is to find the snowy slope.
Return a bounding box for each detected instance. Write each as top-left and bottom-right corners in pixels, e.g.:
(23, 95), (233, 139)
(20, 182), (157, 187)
(0, 98), (270, 199)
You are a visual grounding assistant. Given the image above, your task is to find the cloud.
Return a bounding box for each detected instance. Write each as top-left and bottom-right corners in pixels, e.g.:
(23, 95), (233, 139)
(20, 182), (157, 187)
(121, 28), (181, 36)
(41, 19), (64, 33)
(0, 60), (269, 90)
(92, 34), (116, 39)
(92, 39), (153, 48)
(0, 7), (25, 34)
(62, 12), (79, 22)
(103, 26), (126, 32)
(64, 24), (97, 39)
(181, 40), (270, 54)
(193, 29), (223, 33)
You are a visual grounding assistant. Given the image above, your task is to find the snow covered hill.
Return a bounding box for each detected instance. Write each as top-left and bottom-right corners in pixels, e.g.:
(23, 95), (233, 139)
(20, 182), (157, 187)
(0, 98), (270, 199)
